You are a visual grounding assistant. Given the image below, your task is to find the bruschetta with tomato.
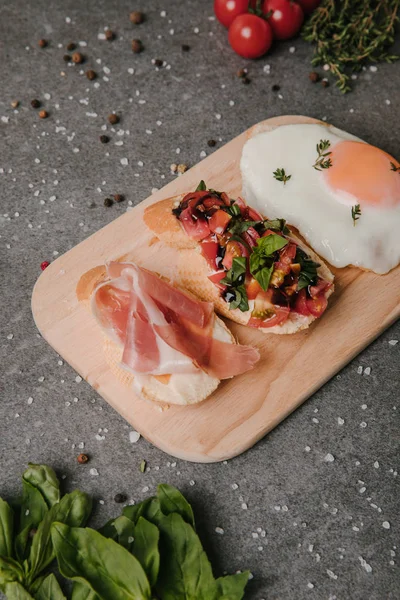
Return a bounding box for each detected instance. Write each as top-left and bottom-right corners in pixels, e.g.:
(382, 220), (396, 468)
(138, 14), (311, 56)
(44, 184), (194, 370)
(77, 261), (260, 406)
(143, 183), (334, 334)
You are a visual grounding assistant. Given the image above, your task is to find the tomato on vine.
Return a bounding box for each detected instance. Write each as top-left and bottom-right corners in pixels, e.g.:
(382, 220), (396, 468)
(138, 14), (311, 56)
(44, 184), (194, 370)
(228, 13), (273, 59)
(262, 0), (304, 40)
(214, 0), (250, 28)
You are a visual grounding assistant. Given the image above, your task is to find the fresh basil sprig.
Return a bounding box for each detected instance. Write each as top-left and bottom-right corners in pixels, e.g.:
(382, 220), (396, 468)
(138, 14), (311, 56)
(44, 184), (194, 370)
(249, 234), (288, 291)
(296, 247), (320, 290)
(195, 180), (207, 192)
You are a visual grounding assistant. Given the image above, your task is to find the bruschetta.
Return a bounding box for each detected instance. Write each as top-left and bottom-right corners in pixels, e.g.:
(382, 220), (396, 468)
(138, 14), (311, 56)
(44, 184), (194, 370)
(143, 184), (334, 334)
(77, 262), (260, 406)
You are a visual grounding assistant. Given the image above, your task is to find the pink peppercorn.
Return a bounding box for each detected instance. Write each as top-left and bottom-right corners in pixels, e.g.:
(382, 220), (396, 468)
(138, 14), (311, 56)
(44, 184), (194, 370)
(41, 261), (50, 271)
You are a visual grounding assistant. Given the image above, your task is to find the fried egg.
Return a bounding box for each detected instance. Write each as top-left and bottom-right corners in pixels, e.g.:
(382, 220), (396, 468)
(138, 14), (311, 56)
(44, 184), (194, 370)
(240, 123), (400, 274)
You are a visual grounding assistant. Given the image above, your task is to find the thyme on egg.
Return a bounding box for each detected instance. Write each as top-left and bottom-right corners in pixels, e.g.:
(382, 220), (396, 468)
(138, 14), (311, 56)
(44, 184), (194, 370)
(351, 204), (361, 226)
(390, 161), (400, 172)
(302, 0), (400, 93)
(273, 168), (292, 185)
(313, 139), (332, 171)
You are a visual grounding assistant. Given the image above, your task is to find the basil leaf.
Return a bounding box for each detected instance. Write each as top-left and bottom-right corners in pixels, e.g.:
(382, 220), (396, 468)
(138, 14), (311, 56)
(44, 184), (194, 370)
(27, 490), (92, 582)
(32, 573), (66, 600)
(195, 180), (207, 191)
(71, 582), (99, 600)
(216, 571), (250, 599)
(123, 498), (162, 527)
(229, 286), (249, 312)
(223, 203), (241, 217)
(157, 484), (195, 528)
(4, 582), (34, 599)
(253, 265), (273, 291)
(0, 498), (14, 558)
(23, 465), (60, 509)
(132, 517), (160, 587)
(228, 220), (259, 235)
(263, 218), (289, 234)
(51, 524), (151, 600)
(155, 513), (216, 600)
(296, 248), (320, 290)
(0, 556), (24, 589)
(16, 482), (48, 563)
(249, 251), (261, 274)
(112, 516), (136, 552)
(255, 234), (288, 256)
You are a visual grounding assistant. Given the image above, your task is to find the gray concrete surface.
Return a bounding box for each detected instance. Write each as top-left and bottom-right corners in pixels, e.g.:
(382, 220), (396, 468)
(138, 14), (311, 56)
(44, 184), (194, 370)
(0, 0), (399, 598)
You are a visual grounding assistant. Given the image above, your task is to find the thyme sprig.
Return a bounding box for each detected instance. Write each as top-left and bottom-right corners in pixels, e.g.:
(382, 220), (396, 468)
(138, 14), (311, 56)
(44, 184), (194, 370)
(273, 168), (292, 185)
(313, 139), (332, 170)
(390, 161), (400, 173)
(302, 0), (400, 93)
(352, 204), (361, 226)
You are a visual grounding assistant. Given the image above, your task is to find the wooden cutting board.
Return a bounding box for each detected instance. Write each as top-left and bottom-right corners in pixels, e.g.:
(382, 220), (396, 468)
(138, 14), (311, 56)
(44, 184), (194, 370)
(32, 116), (400, 463)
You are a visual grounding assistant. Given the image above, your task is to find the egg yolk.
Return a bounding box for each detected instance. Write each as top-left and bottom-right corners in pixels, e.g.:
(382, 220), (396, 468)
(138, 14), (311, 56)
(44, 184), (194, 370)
(325, 140), (400, 208)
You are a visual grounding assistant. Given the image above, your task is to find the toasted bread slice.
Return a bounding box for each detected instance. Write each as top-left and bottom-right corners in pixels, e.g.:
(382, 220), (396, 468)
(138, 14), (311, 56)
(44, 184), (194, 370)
(143, 197), (334, 334)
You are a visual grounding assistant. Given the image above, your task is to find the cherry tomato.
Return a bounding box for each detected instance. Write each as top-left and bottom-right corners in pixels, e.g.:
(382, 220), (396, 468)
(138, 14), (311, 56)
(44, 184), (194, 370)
(222, 240), (243, 269)
(262, 0), (304, 40)
(306, 293), (327, 317)
(295, 0), (321, 14)
(246, 276), (263, 300)
(228, 13), (273, 59)
(293, 289), (310, 316)
(214, 0), (249, 28)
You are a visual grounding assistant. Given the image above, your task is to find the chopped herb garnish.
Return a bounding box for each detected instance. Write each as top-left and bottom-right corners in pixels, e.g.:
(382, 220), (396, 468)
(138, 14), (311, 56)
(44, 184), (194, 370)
(195, 180), (207, 191)
(223, 202), (241, 217)
(249, 234), (288, 291)
(313, 139), (332, 171)
(273, 168), (292, 185)
(263, 218), (290, 234)
(220, 257), (249, 311)
(296, 247), (320, 290)
(351, 203), (361, 226)
(390, 161), (400, 173)
(228, 220), (260, 235)
(140, 459), (146, 473)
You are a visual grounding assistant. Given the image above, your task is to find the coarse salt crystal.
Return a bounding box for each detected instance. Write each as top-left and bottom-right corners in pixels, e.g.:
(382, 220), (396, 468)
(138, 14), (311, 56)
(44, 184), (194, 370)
(27, 397), (33, 405)
(374, 461), (379, 468)
(129, 430), (141, 443)
(357, 365), (363, 374)
(326, 569), (337, 580)
(324, 453), (335, 463)
(90, 468), (99, 476)
(215, 527), (224, 534)
(231, 483), (239, 490)
(75, 375), (82, 383)
(363, 367), (371, 375)
(382, 521), (390, 529)
(241, 503), (248, 510)
(120, 158), (128, 166)
(337, 417), (344, 425)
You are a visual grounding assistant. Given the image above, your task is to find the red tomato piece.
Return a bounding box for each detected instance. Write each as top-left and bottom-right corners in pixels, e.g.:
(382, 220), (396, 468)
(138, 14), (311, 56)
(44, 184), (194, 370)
(222, 240), (243, 269)
(306, 293), (328, 317)
(292, 289), (310, 316)
(242, 231), (258, 248)
(259, 306), (290, 328)
(262, 0), (304, 40)
(214, 0), (249, 28)
(279, 242), (297, 264)
(208, 270), (227, 292)
(309, 278), (332, 298)
(295, 0), (321, 13)
(248, 289), (290, 327)
(246, 277), (263, 300)
(247, 207), (263, 221)
(228, 13), (273, 59)
(208, 209), (232, 234)
(201, 240), (220, 270)
(180, 206), (210, 241)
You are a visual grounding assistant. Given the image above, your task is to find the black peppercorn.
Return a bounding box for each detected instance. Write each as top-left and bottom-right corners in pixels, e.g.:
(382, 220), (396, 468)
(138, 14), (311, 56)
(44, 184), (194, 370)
(100, 135), (110, 144)
(114, 493), (128, 503)
(67, 42), (76, 51)
(181, 44), (190, 52)
(272, 84), (280, 92)
(104, 198), (113, 207)
(31, 99), (41, 109)
(309, 71), (320, 83)
(207, 139), (217, 147)
(132, 39), (143, 53)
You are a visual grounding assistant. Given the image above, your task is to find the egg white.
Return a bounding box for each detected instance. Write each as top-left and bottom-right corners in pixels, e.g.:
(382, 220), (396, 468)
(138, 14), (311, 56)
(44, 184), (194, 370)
(240, 123), (400, 274)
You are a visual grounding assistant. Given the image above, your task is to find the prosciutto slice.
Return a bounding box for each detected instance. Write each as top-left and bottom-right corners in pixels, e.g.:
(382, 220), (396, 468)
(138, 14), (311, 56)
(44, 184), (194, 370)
(92, 262), (259, 379)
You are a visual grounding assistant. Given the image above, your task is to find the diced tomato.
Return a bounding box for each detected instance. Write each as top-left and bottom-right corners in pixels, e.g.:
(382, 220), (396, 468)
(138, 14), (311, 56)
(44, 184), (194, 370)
(208, 271), (227, 292)
(180, 206), (210, 241)
(248, 289), (290, 328)
(306, 293), (328, 317)
(246, 276), (263, 300)
(202, 196), (225, 210)
(222, 240), (243, 269)
(247, 206), (263, 221)
(201, 240), (219, 270)
(242, 230), (258, 248)
(208, 209), (232, 234)
(246, 226), (260, 242)
(262, 228), (284, 237)
(220, 192), (231, 206)
(279, 242), (297, 264)
(292, 289), (310, 316)
(234, 197), (247, 215)
(273, 261), (291, 277)
(309, 279), (332, 298)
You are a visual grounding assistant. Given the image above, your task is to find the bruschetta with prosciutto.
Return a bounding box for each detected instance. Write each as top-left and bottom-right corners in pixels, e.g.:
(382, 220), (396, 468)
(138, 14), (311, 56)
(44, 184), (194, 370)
(143, 183), (334, 334)
(78, 262), (259, 406)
